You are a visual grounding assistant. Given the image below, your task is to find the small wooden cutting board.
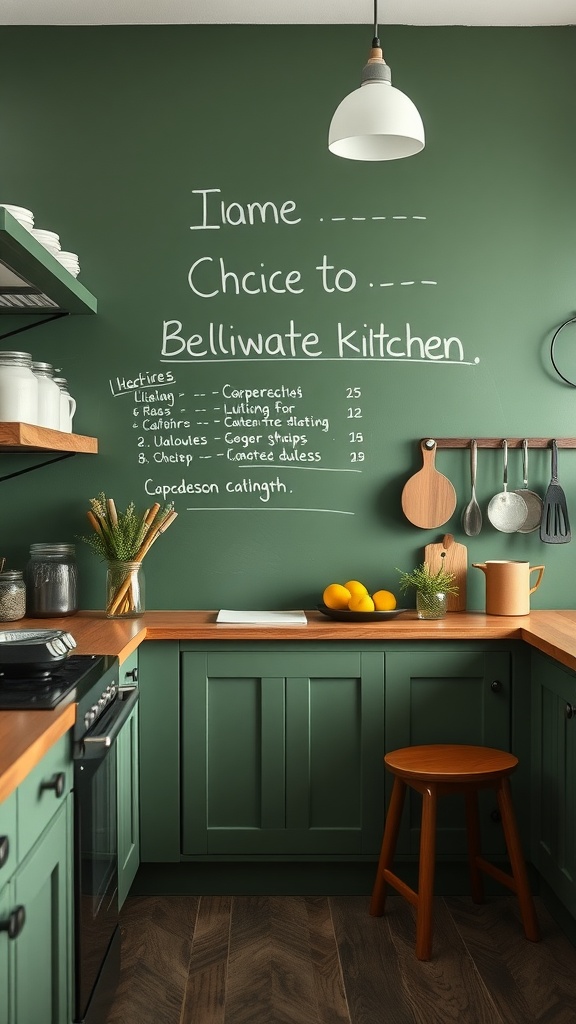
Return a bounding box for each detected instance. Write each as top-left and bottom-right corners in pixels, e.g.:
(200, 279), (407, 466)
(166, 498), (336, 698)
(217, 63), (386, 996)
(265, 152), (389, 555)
(401, 439), (457, 529)
(424, 534), (467, 611)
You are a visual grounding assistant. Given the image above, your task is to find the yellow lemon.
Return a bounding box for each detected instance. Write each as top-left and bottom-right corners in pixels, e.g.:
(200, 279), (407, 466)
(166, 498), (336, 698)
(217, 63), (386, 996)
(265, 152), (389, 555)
(323, 583), (352, 609)
(372, 590), (397, 611)
(348, 592), (375, 612)
(344, 579), (368, 597)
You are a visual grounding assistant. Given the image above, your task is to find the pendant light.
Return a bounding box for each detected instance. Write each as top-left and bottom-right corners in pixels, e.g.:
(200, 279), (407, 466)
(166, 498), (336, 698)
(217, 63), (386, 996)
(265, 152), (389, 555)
(328, 0), (425, 162)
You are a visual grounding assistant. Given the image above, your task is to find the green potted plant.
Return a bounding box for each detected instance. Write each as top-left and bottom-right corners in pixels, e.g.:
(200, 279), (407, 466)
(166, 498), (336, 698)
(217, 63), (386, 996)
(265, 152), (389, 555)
(396, 561), (458, 620)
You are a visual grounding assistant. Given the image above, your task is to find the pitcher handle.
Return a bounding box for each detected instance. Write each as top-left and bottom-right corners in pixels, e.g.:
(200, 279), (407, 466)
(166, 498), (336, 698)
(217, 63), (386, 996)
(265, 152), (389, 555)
(529, 565), (545, 595)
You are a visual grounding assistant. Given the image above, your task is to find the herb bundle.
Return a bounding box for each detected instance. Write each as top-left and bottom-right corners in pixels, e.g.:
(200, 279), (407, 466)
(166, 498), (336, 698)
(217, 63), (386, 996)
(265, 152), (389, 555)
(80, 493), (177, 615)
(396, 561), (458, 617)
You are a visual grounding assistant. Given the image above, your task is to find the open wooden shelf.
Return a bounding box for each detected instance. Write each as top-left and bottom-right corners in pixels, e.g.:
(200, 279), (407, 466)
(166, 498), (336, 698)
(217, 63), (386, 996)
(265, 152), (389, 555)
(0, 422), (98, 454)
(0, 208), (97, 315)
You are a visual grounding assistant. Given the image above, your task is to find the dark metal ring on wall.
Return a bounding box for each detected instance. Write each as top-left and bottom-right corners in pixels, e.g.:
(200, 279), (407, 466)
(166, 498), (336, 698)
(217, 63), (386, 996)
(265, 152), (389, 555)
(550, 315), (576, 387)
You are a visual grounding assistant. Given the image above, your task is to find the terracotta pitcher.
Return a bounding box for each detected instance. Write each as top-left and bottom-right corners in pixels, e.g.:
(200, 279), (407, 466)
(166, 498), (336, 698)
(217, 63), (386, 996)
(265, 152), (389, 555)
(472, 560), (545, 616)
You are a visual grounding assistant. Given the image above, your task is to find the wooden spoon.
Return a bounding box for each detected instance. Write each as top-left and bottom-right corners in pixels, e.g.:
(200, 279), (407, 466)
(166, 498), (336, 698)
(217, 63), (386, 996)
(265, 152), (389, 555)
(401, 439), (457, 529)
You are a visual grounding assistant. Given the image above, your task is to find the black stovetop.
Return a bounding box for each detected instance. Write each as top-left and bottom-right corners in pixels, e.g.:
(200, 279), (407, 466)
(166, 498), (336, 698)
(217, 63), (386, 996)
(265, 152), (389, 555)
(0, 655), (111, 711)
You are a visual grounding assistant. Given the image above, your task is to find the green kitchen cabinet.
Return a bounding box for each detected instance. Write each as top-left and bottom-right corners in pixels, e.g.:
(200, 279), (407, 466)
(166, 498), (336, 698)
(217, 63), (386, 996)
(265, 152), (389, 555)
(117, 651), (140, 908)
(0, 734), (72, 1024)
(181, 647), (385, 857)
(531, 649), (576, 916)
(384, 648), (513, 858)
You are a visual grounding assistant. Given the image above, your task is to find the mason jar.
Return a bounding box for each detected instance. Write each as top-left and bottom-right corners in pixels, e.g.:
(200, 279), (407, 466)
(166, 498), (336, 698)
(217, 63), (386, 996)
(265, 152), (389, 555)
(106, 560), (145, 618)
(0, 570), (26, 621)
(53, 376), (76, 432)
(0, 351), (39, 424)
(31, 361), (61, 430)
(25, 543), (78, 616)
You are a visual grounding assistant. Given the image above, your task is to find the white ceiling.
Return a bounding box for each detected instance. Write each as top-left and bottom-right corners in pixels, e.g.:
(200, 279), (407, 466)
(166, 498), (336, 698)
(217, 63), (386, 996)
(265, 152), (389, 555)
(0, 0), (574, 25)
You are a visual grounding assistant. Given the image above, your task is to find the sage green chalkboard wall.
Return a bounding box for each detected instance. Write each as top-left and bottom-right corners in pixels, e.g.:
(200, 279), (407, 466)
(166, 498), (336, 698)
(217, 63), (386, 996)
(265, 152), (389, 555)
(0, 25), (575, 611)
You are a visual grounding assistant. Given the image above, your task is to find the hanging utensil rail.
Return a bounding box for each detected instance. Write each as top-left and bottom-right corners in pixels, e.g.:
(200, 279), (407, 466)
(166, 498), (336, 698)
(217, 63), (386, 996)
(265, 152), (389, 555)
(427, 438), (576, 449)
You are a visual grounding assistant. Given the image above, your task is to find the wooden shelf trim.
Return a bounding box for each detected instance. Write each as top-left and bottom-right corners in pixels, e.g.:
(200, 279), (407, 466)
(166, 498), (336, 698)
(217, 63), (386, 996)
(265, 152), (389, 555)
(426, 438), (576, 449)
(0, 422), (97, 453)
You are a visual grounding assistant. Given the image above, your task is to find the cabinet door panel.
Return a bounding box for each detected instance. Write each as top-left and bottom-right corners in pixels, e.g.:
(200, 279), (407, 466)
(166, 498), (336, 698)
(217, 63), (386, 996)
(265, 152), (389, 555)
(181, 650), (384, 857)
(385, 650), (511, 857)
(531, 651), (576, 914)
(0, 882), (10, 1024)
(206, 675), (285, 830)
(286, 675), (361, 830)
(13, 800), (70, 1024)
(117, 702), (140, 909)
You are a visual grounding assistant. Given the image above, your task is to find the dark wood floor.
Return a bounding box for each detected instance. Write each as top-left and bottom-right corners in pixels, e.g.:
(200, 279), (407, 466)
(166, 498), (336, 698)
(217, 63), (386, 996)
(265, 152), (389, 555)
(105, 894), (576, 1024)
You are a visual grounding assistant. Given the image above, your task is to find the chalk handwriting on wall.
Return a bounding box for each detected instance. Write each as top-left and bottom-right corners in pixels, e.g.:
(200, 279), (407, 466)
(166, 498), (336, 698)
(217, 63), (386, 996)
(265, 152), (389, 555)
(107, 185), (478, 514)
(154, 185), (480, 366)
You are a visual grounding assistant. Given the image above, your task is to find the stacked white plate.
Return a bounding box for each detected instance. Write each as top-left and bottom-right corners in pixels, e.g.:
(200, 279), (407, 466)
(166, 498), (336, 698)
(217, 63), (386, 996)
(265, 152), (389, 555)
(55, 251), (80, 278)
(0, 204), (34, 231)
(31, 228), (61, 257)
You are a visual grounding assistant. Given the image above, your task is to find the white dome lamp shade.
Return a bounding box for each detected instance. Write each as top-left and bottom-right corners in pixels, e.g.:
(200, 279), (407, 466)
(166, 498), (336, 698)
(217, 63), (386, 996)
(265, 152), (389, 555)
(328, 1), (425, 162)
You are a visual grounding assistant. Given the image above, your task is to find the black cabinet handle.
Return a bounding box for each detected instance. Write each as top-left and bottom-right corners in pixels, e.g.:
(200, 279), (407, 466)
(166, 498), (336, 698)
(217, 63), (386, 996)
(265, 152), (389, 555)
(40, 771), (66, 799)
(566, 703), (576, 720)
(0, 904), (25, 940)
(490, 680), (502, 693)
(124, 667), (138, 682)
(0, 835), (9, 869)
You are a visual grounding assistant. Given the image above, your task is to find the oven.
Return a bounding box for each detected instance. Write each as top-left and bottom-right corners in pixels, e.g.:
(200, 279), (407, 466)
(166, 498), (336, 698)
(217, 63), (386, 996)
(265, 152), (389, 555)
(73, 680), (139, 1024)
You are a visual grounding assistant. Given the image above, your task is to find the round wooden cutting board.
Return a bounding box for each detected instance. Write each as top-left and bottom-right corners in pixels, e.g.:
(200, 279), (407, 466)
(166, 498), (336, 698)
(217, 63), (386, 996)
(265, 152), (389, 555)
(401, 439), (457, 529)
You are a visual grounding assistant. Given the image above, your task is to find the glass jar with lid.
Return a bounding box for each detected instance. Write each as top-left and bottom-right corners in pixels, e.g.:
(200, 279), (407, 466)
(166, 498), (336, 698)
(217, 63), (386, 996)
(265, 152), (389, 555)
(52, 376), (77, 432)
(0, 569), (26, 621)
(31, 361), (61, 430)
(0, 351), (39, 424)
(25, 543), (78, 617)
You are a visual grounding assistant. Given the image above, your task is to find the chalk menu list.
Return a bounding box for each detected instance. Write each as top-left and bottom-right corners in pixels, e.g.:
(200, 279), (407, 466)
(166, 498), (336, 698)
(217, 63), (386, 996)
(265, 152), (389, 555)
(108, 186), (477, 515)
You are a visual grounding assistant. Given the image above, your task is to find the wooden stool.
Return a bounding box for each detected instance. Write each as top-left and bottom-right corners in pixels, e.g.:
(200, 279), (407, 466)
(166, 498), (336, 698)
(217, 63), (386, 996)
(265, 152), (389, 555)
(369, 744), (539, 960)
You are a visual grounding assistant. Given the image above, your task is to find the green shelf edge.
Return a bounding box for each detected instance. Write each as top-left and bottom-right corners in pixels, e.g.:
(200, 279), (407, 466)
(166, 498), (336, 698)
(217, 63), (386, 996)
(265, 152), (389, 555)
(0, 208), (97, 314)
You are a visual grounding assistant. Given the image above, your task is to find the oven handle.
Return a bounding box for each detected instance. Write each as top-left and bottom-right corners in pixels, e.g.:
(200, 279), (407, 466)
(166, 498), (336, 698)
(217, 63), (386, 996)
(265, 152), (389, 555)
(78, 685), (139, 760)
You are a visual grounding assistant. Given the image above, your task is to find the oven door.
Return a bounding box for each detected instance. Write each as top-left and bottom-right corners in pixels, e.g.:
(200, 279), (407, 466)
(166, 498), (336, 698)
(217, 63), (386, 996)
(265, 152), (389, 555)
(73, 685), (139, 1023)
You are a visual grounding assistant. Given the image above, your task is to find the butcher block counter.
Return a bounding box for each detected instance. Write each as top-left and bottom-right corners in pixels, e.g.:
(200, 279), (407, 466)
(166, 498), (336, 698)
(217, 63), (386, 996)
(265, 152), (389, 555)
(1, 608), (576, 803)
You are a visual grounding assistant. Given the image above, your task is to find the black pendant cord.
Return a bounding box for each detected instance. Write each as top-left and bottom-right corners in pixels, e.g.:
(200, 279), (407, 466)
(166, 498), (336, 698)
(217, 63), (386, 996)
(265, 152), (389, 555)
(373, 0), (379, 45)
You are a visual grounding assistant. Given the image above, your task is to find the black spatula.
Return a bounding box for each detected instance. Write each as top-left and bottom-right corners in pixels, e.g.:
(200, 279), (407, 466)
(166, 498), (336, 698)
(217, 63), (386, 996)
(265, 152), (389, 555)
(540, 440), (571, 543)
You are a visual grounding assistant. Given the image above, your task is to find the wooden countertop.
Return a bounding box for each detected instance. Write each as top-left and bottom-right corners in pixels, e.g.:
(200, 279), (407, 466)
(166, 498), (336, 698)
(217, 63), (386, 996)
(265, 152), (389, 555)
(2, 608), (576, 804)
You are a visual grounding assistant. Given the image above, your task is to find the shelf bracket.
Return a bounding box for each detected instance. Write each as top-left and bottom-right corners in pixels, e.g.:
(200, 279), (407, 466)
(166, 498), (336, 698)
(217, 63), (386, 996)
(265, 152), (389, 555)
(0, 310), (69, 342)
(0, 451), (75, 483)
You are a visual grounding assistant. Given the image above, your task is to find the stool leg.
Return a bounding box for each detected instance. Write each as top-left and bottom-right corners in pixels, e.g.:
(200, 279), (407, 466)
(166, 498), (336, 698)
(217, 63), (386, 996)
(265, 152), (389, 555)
(370, 777), (406, 916)
(464, 789), (484, 904)
(415, 784), (437, 961)
(497, 777), (539, 942)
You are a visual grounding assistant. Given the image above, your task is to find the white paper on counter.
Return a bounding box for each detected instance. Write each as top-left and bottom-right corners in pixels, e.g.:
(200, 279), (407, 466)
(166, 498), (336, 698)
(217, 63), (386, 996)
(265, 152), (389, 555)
(217, 609), (307, 625)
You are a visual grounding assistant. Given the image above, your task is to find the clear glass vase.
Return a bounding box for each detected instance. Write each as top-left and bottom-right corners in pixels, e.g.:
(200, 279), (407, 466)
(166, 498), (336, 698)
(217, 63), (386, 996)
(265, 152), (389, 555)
(416, 590), (448, 620)
(106, 560), (145, 618)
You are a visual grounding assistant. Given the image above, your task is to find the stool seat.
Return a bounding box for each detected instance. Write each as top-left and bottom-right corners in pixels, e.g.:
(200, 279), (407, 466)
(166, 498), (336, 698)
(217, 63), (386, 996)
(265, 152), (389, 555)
(370, 743), (539, 960)
(385, 743), (518, 784)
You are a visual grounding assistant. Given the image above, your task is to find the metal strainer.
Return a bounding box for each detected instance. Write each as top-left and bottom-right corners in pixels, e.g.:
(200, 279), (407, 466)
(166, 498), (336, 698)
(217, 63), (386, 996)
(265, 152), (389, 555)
(487, 439), (528, 533)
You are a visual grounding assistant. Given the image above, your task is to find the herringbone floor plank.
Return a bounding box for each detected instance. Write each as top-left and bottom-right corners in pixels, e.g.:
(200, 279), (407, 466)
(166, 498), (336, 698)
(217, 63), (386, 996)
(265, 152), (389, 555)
(105, 894), (199, 1024)
(105, 894), (576, 1024)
